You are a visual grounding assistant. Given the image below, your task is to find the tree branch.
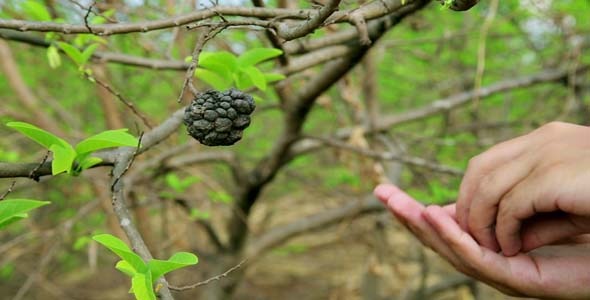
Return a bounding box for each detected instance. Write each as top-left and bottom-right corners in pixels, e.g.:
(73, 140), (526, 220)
(289, 65), (590, 156)
(246, 196), (384, 258)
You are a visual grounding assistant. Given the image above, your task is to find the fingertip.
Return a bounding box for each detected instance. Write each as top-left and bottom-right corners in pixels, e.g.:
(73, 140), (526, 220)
(422, 205), (444, 226)
(499, 239), (522, 257)
(373, 184), (399, 204)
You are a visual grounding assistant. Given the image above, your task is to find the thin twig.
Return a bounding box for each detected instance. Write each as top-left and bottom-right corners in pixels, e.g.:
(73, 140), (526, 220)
(0, 181), (16, 200)
(169, 259), (247, 291)
(304, 135), (464, 176)
(89, 75), (154, 129)
(28, 151), (50, 181)
(177, 25), (225, 103)
(83, 1), (96, 34)
(110, 132), (144, 192)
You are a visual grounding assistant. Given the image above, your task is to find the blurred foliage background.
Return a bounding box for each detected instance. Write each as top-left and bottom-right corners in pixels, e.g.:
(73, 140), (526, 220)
(0, 0), (589, 299)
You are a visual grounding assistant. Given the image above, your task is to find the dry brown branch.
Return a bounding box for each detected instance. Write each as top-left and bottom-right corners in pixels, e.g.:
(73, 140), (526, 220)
(169, 259), (247, 291)
(305, 135), (464, 176)
(289, 65), (590, 157)
(246, 196), (384, 258)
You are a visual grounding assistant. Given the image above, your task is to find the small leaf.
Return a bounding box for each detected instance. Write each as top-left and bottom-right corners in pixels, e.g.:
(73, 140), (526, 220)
(93, 234), (147, 273)
(23, 1), (51, 21)
(237, 48), (283, 67)
(234, 71), (254, 90)
(199, 51), (238, 72)
(241, 66), (266, 91)
(165, 174), (182, 192)
(47, 46), (61, 69)
(195, 68), (232, 90)
(73, 236), (91, 250)
(75, 129), (138, 154)
(208, 191), (233, 204)
(148, 252), (198, 281)
(264, 73), (286, 83)
(6, 121), (69, 149)
(198, 58), (233, 80)
(131, 273), (156, 300)
(78, 156), (103, 171)
(80, 43), (99, 66)
(0, 199), (50, 230)
(50, 144), (76, 175)
(115, 260), (137, 277)
(56, 42), (84, 66)
(189, 208), (210, 221)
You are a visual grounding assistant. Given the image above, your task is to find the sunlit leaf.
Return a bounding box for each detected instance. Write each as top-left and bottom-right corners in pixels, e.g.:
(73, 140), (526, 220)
(237, 48), (283, 67)
(195, 68), (232, 90)
(93, 234), (147, 273)
(0, 199), (50, 230)
(6, 121), (69, 149)
(131, 273), (156, 300)
(47, 46), (61, 69)
(56, 42), (84, 66)
(75, 129), (138, 154)
(241, 66), (266, 91)
(148, 252), (198, 281)
(49, 144), (76, 175)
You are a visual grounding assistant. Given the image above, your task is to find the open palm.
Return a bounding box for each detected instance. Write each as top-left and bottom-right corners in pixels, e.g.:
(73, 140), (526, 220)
(375, 184), (590, 299)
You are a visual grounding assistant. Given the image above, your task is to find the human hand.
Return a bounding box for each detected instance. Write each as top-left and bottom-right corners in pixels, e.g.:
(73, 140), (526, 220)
(374, 184), (590, 299)
(456, 122), (590, 256)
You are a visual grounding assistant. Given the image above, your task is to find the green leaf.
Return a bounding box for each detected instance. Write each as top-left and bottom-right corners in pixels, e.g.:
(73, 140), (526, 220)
(115, 260), (137, 277)
(199, 52), (238, 72)
(237, 48), (283, 67)
(264, 73), (286, 83)
(208, 191), (233, 204)
(78, 156), (103, 171)
(131, 273), (156, 300)
(0, 199), (50, 230)
(241, 66), (267, 91)
(189, 208), (210, 221)
(56, 42), (84, 66)
(92, 234), (147, 273)
(148, 252), (198, 281)
(234, 71), (254, 90)
(50, 144), (76, 175)
(164, 174), (181, 192)
(22, 1), (51, 21)
(6, 121), (69, 149)
(75, 129), (139, 154)
(47, 46), (61, 69)
(73, 236), (92, 250)
(195, 68), (232, 90)
(80, 43), (99, 66)
(198, 58), (234, 80)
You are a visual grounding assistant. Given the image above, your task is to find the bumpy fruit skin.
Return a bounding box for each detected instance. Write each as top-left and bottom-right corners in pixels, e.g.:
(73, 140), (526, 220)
(184, 89), (255, 146)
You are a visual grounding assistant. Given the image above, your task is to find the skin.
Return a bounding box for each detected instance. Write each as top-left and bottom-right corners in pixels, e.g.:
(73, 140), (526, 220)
(374, 122), (590, 299)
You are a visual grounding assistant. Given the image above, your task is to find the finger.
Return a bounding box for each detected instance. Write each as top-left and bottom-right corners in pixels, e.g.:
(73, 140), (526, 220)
(380, 187), (465, 268)
(443, 203), (456, 219)
(496, 158), (590, 256)
(423, 205), (513, 284)
(467, 152), (537, 251)
(457, 133), (539, 231)
(521, 213), (590, 252)
(374, 184), (398, 204)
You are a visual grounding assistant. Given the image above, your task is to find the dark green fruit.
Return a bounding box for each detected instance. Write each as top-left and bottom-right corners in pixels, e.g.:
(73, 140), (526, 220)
(184, 89), (255, 146)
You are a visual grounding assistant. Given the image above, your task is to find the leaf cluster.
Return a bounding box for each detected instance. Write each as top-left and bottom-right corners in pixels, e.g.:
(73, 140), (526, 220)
(93, 234), (198, 300)
(6, 122), (138, 176)
(192, 48), (286, 91)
